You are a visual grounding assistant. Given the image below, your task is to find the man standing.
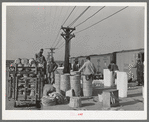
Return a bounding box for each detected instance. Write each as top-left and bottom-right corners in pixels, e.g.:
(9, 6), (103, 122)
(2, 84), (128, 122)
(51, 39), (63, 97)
(35, 49), (46, 73)
(72, 58), (80, 71)
(47, 57), (58, 84)
(134, 58), (144, 86)
(108, 60), (119, 87)
(78, 56), (96, 80)
(35, 49), (46, 98)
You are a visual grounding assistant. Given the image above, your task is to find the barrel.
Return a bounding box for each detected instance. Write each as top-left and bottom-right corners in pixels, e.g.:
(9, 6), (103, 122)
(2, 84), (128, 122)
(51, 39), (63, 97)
(29, 58), (35, 65)
(53, 74), (61, 93)
(60, 74), (70, 96)
(17, 63), (23, 71)
(70, 71), (81, 75)
(29, 63), (36, 77)
(82, 76), (93, 97)
(70, 75), (81, 96)
(21, 58), (29, 65)
(17, 63), (23, 77)
(23, 63), (30, 77)
(15, 58), (21, 64)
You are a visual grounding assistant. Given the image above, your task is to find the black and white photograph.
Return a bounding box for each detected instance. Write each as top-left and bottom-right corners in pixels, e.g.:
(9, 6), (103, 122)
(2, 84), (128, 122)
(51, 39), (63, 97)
(2, 2), (147, 120)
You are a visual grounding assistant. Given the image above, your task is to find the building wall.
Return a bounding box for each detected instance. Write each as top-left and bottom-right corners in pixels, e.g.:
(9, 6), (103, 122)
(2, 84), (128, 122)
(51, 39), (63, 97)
(90, 54), (112, 74)
(116, 49), (144, 79)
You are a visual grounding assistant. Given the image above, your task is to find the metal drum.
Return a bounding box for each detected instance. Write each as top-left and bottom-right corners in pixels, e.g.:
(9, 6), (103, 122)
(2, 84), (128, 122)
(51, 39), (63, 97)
(60, 74), (70, 96)
(82, 76), (93, 97)
(70, 75), (81, 96)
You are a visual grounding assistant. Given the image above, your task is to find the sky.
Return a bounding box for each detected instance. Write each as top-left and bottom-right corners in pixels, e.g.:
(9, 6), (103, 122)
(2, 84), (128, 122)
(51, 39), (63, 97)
(6, 5), (144, 61)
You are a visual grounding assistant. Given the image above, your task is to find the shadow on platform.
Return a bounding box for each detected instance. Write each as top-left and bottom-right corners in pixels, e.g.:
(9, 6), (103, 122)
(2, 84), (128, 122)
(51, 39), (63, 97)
(127, 93), (142, 98)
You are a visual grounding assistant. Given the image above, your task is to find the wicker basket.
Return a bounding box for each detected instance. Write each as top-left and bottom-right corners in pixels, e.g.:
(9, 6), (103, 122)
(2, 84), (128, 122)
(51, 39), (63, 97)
(41, 96), (56, 106)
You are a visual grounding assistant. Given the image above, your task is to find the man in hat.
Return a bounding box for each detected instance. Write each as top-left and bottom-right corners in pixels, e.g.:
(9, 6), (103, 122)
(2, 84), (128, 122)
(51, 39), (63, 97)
(47, 57), (58, 84)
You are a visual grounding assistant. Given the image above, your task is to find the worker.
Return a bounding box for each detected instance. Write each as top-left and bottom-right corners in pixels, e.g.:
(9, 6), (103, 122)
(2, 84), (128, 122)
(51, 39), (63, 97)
(108, 60), (119, 87)
(35, 48), (47, 98)
(47, 57), (58, 84)
(134, 58), (144, 86)
(35, 48), (46, 72)
(72, 58), (80, 71)
(78, 56), (96, 81)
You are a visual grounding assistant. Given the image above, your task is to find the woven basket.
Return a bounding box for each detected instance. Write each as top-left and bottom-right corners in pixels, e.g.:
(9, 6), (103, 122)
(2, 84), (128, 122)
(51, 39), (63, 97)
(41, 96), (56, 106)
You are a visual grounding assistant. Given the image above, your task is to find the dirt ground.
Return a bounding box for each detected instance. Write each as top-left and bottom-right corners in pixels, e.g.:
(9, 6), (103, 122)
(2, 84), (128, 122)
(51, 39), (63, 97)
(5, 85), (144, 111)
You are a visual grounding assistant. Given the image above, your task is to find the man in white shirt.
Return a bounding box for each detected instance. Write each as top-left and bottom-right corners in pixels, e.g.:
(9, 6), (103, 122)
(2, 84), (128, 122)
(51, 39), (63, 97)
(78, 56), (96, 80)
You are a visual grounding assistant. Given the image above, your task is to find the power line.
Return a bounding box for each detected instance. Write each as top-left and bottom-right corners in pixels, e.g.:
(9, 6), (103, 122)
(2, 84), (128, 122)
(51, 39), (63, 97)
(51, 7), (64, 47)
(75, 6), (128, 34)
(54, 35), (63, 48)
(50, 7), (58, 47)
(57, 41), (65, 49)
(62, 6), (76, 26)
(52, 6), (76, 48)
(75, 6), (105, 27)
(69, 6), (90, 27)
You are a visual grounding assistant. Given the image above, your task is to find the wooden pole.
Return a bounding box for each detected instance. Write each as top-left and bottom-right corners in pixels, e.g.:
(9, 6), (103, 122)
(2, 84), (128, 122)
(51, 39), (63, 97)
(61, 26), (75, 73)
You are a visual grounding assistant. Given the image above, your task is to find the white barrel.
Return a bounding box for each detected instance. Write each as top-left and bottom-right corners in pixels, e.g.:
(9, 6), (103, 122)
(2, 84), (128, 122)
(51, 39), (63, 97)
(117, 72), (128, 98)
(21, 58), (29, 65)
(82, 76), (93, 97)
(15, 58), (21, 64)
(70, 75), (81, 96)
(104, 69), (113, 87)
(60, 74), (70, 96)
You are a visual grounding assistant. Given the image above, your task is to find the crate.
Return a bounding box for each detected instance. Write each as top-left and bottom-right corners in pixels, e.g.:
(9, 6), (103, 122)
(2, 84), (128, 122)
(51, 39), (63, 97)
(102, 89), (119, 109)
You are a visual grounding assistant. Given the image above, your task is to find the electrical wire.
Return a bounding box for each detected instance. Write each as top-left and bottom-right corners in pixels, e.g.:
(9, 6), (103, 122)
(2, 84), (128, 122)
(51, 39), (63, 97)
(75, 6), (105, 27)
(51, 7), (64, 47)
(52, 6), (76, 48)
(62, 6), (76, 26)
(69, 6), (90, 27)
(50, 7), (58, 47)
(54, 35), (63, 48)
(75, 6), (128, 34)
(57, 41), (65, 49)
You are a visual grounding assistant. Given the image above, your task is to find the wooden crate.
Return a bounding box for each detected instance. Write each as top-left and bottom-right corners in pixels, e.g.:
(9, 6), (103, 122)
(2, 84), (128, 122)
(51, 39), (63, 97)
(102, 89), (119, 108)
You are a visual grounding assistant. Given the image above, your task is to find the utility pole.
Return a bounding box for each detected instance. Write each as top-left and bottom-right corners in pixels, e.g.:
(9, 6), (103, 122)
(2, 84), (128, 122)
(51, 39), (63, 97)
(61, 26), (75, 73)
(45, 48), (57, 63)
